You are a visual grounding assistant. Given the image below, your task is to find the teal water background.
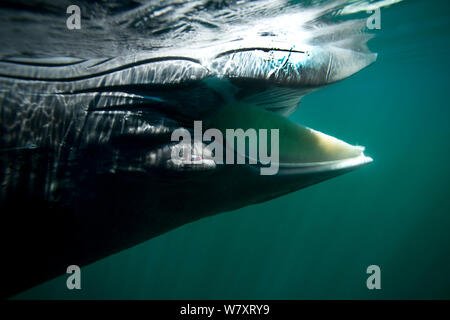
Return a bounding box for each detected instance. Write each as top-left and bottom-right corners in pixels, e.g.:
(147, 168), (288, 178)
(17, 0), (450, 299)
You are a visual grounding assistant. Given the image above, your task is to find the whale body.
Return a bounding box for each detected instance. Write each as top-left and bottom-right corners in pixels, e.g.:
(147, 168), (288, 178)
(0, 0), (376, 297)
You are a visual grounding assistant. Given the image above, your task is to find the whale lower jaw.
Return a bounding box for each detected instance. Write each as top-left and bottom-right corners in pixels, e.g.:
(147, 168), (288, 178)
(273, 126), (373, 175)
(277, 153), (373, 175)
(204, 101), (372, 176)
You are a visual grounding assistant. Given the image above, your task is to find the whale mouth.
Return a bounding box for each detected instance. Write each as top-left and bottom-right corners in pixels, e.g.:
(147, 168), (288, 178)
(205, 102), (372, 173)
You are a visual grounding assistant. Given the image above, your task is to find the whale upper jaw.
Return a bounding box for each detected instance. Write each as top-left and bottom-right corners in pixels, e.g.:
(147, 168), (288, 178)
(0, 29), (377, 190)
(0, 49), (375, 183)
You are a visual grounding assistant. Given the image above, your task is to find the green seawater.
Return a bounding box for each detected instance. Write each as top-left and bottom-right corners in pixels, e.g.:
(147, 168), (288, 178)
(17, 0), (450, 299)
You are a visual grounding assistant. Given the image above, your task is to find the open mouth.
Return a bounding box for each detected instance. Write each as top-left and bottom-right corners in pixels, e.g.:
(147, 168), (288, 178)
(205, 102), (372, 174)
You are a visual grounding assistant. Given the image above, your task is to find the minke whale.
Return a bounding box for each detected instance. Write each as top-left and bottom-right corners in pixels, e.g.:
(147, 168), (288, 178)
(0, 0), (376, 297)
